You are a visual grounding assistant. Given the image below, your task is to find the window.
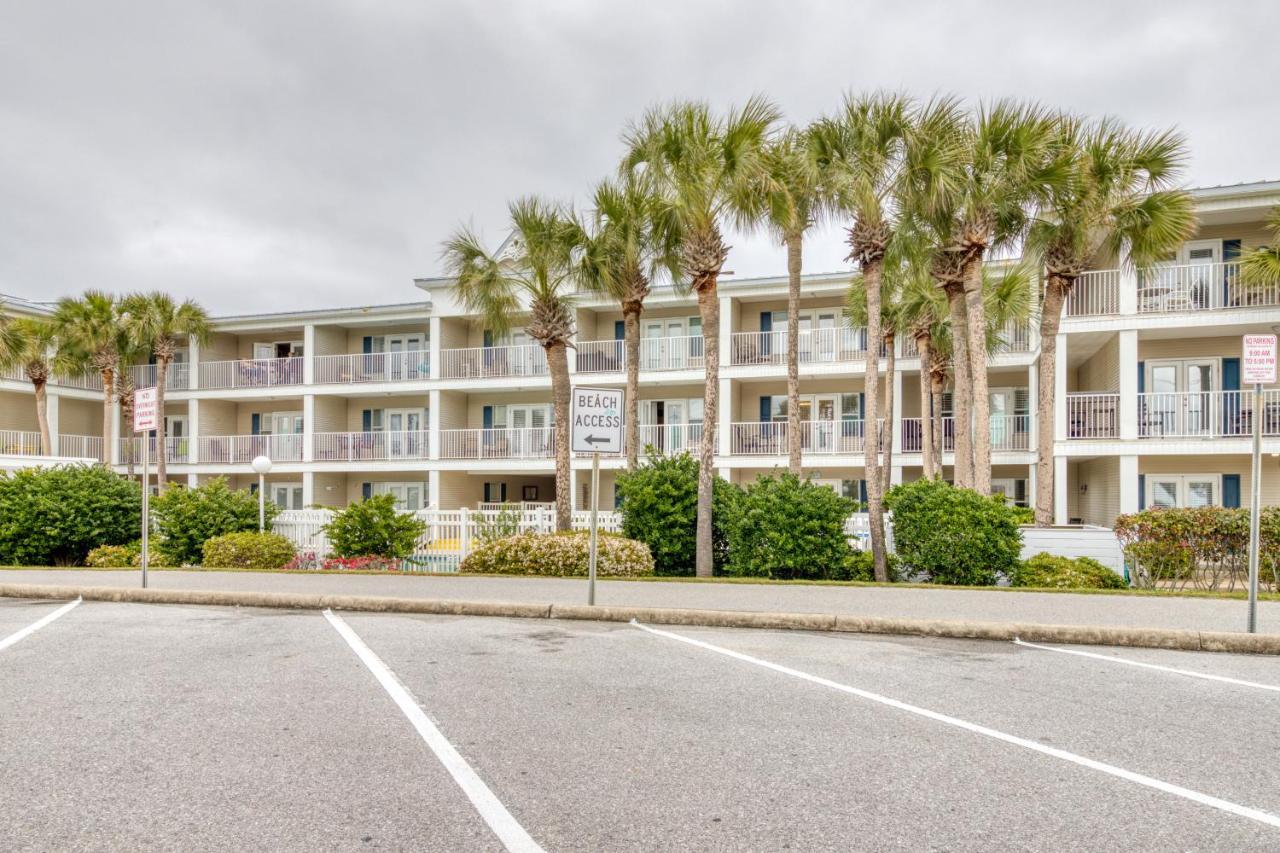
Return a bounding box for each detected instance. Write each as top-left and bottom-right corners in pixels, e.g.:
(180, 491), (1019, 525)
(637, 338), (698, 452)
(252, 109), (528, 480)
(372, 481), (426, 511)
(1146, 475), (1220, 509)
(483, 482), (507, 503)
(270, 483), (304, 510)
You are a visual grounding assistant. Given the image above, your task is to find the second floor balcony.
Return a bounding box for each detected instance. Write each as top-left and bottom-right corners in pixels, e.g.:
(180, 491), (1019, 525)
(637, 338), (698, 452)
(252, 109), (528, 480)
(1066, 261), (1278, 319)
(313, 351), (431, 385)
(575, 336), (705, 374)
(730, 328), (868, 367)
(197, 434), (305, 464)
(198, 357), (305, 391)
(313, 430), (431, 462)
(1065, 390), (1280, 440)
(439, 344), (547, 380)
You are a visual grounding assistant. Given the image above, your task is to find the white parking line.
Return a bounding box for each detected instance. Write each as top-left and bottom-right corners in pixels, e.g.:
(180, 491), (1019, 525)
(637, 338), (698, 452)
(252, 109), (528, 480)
(1013, 638), (1280, 693)
(323, 610), (545, 853)
(632, 620), (1280, 831)
(0, 598), (82, 652)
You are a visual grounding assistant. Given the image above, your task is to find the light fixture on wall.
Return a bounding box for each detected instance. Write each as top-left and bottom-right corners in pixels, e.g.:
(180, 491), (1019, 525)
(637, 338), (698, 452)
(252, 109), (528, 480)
(1079, 484), (1088, 494)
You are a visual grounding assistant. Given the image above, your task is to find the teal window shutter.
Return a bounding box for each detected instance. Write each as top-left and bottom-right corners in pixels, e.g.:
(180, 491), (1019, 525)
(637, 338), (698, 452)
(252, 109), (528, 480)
(858, 480), (868, 505)
(250, 413), (260, 435)
(1223, 474), (1241, 508)
(1138, 474), (1145, 510)
(482, 406), (493, 429)
(614, 321), (625, 340)
(759, 396), (771, 422)
(361, 410), (372, 432)
(1223, 358), (1241, 432)
(1137, 361), (1144, 394)
(361, 482), (371, 500)
(362, 336), (373, 354)
(483, 330), (493, 348)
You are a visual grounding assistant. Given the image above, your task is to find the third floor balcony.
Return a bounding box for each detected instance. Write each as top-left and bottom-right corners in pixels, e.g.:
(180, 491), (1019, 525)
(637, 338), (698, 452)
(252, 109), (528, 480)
(1066, 261), (1278, 319)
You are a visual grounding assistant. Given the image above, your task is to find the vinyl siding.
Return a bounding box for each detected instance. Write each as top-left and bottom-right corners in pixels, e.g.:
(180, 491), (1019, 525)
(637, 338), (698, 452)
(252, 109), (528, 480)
(1075, 457), (1121, 526)
(1077, 334), (1119, 392)
(312, 325), (347, 356)
(343, 396), (427, 431)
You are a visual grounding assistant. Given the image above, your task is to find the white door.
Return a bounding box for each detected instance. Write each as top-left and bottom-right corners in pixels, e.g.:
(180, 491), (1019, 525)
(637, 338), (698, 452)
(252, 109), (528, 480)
(990, 389), (1014, 449)
(271, 483), (303, 510)
(270, 413), (304, 459)
(814, 312), (838, 362)
(386, 335), (425, 380)
(1146, 361), (1217, 437)
(643, 321), (665, 369)
(386, 409), (424, 457)
(814, 395), (838, 451)
(665, 400), (687, 452)
(1173, 241), (1221, 309)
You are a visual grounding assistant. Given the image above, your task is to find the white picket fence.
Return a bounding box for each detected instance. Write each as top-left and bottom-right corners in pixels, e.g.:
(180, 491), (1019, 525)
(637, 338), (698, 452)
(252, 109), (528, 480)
(273, 507), (623, 572)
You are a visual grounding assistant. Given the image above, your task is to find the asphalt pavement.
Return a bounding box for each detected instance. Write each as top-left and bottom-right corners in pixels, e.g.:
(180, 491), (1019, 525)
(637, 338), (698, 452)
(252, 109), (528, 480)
(3, 569), (1277, 635)
(3, 597), (1279, 851)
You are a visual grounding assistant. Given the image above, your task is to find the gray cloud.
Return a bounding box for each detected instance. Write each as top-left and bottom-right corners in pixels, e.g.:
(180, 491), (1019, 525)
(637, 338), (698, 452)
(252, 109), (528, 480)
(1, 0), (1276, 313)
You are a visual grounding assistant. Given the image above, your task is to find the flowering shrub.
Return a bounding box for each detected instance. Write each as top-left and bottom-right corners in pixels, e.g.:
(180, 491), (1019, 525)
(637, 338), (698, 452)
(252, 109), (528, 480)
(281, 553), (402, 571)
(85, 541), (170, 568)
(460, 531), (654, 577)
(1114, 507), (1280, 591)
(202, 532), (295, 569)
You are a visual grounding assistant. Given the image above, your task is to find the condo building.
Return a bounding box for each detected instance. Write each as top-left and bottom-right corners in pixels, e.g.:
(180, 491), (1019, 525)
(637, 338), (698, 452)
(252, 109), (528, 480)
(2, 180), (1278, 527)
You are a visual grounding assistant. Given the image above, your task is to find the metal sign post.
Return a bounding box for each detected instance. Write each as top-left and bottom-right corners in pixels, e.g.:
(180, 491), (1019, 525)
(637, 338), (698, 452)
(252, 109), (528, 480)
(1241, 334), (1276, 633)
(571, 386), (625, 606)
(133, 387), (159, 590)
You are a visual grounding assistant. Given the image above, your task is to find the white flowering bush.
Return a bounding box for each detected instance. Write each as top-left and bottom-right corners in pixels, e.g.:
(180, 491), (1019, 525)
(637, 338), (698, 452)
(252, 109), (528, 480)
(460, 531), (654, 577)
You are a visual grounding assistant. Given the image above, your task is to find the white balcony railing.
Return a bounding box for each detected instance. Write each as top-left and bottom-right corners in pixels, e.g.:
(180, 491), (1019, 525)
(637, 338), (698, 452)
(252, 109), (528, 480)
(899, 417), (956, 453)
(730, 420), (868, 455)
(1065, 269), (1121, 317)
(1066, 393), (1120, 439)
(312, 431), (431, 462)
(575, 336), (706, 374)
(636, 423), (704, 455)
(992, 321), (1033, 354)
(730, 327), (868, 367)
(439, 427), (556, 459)
(198, 434), (305, 464)
(129, 363), (190, 391)
(53, 373), (104, 391)
(439, 344), (548, 380)
(313, 351), (431, 385)
(0, 430), (44, 456)
(118, 436), (191, 464)
(1135, 261), (1272, 313)
(1138, 390), (1280, 439)
(58, 434), (104, 460)
(197, 357), (305, 390)
(989, 414), (1032, 451)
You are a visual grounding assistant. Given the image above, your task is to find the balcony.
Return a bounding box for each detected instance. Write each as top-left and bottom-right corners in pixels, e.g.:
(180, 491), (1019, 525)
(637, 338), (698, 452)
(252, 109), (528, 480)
(58, 434), (104, 460)
(635, 423), (703, 455)
(1138, 390), (1280, 438)
(197, 434), (305, 464)
(439, 344), (547, 380)
(1065, 261), (1276, 319)
(313, 430), (431, 462)
(0, 430), (45, 456)
(899, 417), (955, 453)
(198, 357), (305, 391)
(1066, 393), (1121, 439)
(314, 351), (430, 385)
(129, 363), (190, 391)
(576, 336), (706, 374)
(730, 328), (867, 367)
(119, 436), (190, 465)
(1065, 270), (1121, 317)
(439, 427), (555, 460)
(730, 420), (868, 455)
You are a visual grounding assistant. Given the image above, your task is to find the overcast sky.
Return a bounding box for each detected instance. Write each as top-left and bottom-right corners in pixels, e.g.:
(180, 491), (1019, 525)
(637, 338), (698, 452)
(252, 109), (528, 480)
(1, 0), (1277, 315)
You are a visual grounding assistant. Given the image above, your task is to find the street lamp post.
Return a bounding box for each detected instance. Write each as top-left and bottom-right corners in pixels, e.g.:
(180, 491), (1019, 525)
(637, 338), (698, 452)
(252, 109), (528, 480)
(251, 455), (273, 532)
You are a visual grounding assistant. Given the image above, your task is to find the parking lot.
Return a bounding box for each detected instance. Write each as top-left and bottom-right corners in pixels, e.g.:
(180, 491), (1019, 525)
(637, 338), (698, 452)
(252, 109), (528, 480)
(3, 596), (1279, 851)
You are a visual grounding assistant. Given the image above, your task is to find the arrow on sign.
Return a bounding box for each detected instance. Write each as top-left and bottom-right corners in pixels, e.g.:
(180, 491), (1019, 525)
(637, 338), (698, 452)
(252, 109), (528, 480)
(583, 435), (610, 445)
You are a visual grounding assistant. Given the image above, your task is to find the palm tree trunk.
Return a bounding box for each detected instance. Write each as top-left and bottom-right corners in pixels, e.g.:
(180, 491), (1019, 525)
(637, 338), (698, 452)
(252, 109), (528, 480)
(917, 334), (935, 478)
(863, 262), (888, 583)
(155, 357), (169, 490)
(785, 232), (802, 474)
(101, 368), (115, 467)
(547, 340), (572, 531)
(32, 380), (52, 455)
(962, 256), (991, 495)
(944, 286), (973, 488)
(695, 282), (720, 577)
(931, 367), (945, 472)
(1035, 276), (1069, 526)
(880, 332), (896, 497)
(623, 304), (641, 470)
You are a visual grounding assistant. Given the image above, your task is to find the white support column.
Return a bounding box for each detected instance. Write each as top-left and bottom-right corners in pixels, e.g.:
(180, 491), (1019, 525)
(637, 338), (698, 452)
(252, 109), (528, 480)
(718, 377), (733, 458)
(1117, 330), (1138, 441)
(718, 295), (733, 371)
(188, 334), (200, 390)
(1054, 455), (1069, 525)
(428, 389), (441, 460)
(109, 403), (121, 466)
(891, 366), (904, 456)
(46, 392), (61, 455)
(428, 317), (442, 380)
(428, 470), (440, 508)
(1117, 242), (1138, 316)
(188, 399), (200, 464)
(1053, 333), (1068, 442)
(302, 471), (314, 507)
(187, 473), (198, 488)
(302, 394), (315, 462)
(1118, 455), (1139, 516)
(1027, 462), (1036, 503)
(1026, 361), (1038, 458)
(303, 324), (316, 385)
(890, 466), (904, 486)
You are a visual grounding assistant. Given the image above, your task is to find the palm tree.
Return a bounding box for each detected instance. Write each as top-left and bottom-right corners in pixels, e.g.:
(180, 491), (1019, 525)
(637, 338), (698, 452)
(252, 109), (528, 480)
(623, 96), (780, 576)
(757, 126), (827, 473)
(121, 292), (211, 489)
(912, 101), (1061, 495)
(811, 92), (914, 583)
(0, 316), (84, 456)
(1240, 208), (1280, 293)
(52, 291), (120, 459)
(576, 173), (682, 469)
(1025, 117), (1193, 524)
(443, 197), (583, 531)
(895, 250), (949, 478)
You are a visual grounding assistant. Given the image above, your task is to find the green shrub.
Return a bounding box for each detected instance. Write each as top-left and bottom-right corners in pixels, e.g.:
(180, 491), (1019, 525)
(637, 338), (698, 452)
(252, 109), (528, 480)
(202, 532), (296, 569)
(0, 464), (141, 566)
(831, 549), (901, 582)
(475, 506), (523, 544)
(85, 541), (170, 568)
(885, 478), (1022, 585)
(721, 472), (858, 580)
(616, 452), (739, 575)
(1112, 507), (1273, 591)
(324, 494), (426, 559)
(151, 477), (275, 566)
(460, 531), (654, 577)
(1011, 552), (1127, 589)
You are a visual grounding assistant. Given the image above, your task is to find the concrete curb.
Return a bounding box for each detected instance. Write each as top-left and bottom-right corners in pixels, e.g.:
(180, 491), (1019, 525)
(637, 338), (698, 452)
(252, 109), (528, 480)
(4, 582), (1279, 655)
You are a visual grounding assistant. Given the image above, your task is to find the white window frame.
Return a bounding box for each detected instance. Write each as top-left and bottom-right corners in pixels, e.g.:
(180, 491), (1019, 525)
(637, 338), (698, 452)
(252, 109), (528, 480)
(1145, 474), (1222, 509)
(270, 482), (304, 510)
(371, 481), (427, 511)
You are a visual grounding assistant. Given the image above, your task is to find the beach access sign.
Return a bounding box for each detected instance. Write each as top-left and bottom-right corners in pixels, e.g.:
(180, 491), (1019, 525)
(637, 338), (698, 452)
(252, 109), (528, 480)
(571, 386), (623, 454)
(1243, 334), (1277, 385)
